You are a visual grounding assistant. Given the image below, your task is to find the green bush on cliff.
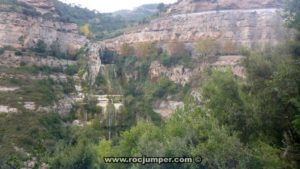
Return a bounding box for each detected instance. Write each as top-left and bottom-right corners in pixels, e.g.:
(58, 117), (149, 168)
(0, 48), (5, 55)
(34, 39), (47, 54)
(64, 64), (79, 76)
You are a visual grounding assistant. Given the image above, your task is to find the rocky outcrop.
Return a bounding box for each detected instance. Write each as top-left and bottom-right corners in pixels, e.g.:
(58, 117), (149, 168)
(0, 0), (106, 118)
(104, 8), (288, 53)
(154, 101), (184, 119)
(95, 95), (123, 115)
(149, 55), (245, 85)
(0, 12), (87, 50)
(24, 102), (36, 111)
(0, 86), (19, 92)
(168, 0), (283, 14)
(149, 61), (192, 86)
(31, 96), (74, 115)
(211, 55), (245, 78)
(85, 43), (103, 84)
(17, 0), (57, 15)
(0, 105), (18, 113)
(0, 50), (76, 67)
(0, 72), (69, 82)
(102, 0), (289, 55)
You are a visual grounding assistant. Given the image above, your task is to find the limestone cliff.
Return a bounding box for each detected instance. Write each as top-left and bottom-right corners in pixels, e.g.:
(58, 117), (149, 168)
(0, 0), (104, 84)
(103, 0), (289, 53)
(168, 0), (283, 14)
(149, 55), (245, 86)
(0, 0), (97, 116)
(0, 12), (87, 51)
(17, 0), (57, 15)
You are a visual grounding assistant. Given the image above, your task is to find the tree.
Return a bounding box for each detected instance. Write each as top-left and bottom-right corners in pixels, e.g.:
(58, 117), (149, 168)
(135, 42), (158, 58)
(285, 0), (300, 32)
(94, 100), (283, 169)
(100, 48), (117, 64)
(67, 43), (77, 58)
(167, 40), (189, 58)
(120, 43), (135, 56)
(222, 40), (236, 55)
(35, 39), (47, 53)
(80, 24), (92, 38)
(195, 38), (216, 60)
(0, 48), (4, 55)
(157, 3), (166, 14)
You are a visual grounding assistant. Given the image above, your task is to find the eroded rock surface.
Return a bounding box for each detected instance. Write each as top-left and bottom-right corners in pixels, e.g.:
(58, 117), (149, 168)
(0, 12), (87, 50)
(0, 105), (18, 113)
(168, 0), (283, 14)
(149, 55), (245, 85)
(0, 51), (76, 67)
(18, 0), (57, 15)
(104, 8), (288, 52)
(103, 0), (289, 54)
(154, 101), (184, 119)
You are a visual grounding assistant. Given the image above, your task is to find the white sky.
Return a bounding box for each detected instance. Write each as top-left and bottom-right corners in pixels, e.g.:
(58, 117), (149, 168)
(59, 0), (177, 13)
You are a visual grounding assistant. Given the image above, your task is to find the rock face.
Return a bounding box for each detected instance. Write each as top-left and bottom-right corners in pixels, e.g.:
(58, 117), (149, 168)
(149, 55), (245, 85)
(154, 101), (184, 119)
(0, 1), (92, 116)
(0, 12), (87, 50)
(0, 51), (76, 67)
(211, 55), (246, 78)
(18, 0), (57, 15)
(168, 0), (283, 14)
(85, 43), (103, 84)
(149, 61), (192, 86)
(103, 0), (288, 53)
(0, 105), (18, 113)
(0, 86), (19, 92)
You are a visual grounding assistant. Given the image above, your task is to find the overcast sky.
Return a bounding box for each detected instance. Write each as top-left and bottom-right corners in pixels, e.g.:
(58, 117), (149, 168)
(59, 0), (177, 13)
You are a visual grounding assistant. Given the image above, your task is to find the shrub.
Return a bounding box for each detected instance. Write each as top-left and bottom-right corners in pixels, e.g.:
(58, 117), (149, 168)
(64, 64), (79, 76)
(14, 50), (22, 56)
(95, 75), (107, 86)
(34, 40), (47, 53)
(0, 48), (5, 55)
(120, 43), (135, 57)
(100, 48), (117, 64)
(135, 42), (158, 58)
(195, 38), (217, 59)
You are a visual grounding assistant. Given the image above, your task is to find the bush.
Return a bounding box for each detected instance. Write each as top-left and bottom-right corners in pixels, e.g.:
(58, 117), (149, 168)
(100, 48), (117, 64)
(61, 78), (76, 94)
(95, 75), (107, 86)
(120, 43), (135, 57)
(34, 40), (47, 53)
(64, 65), (79, 76)
(15, 50), (22, 56)
(22, 8), (40, 17)
(136, 42), (159, 58)
(0, 48), (5, 55)
(195, 38), (217, 59)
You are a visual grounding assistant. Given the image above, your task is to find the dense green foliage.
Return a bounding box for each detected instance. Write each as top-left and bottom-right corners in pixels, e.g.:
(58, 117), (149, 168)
(0, 113), (68, 168)
(96, 102), (287, 169)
